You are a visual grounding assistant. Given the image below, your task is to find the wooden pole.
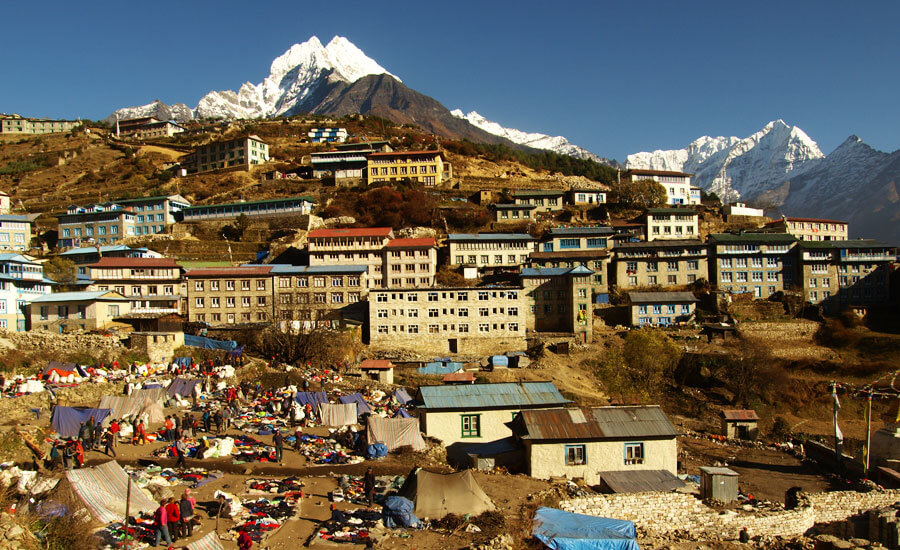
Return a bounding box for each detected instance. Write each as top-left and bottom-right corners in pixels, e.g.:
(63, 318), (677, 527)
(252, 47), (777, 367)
(866, 391), (873, 473)
(124, 475), (132, 549)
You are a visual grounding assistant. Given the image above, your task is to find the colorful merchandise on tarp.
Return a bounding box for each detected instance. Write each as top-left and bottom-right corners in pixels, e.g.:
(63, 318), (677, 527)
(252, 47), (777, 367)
(392, 388), (412, 405)
(318, 508), (383, 542)
(366, 415), (426, 451)
(66, 461), (157, 523)
(51, 406), (111, 438)
(531, 507), (639, 550)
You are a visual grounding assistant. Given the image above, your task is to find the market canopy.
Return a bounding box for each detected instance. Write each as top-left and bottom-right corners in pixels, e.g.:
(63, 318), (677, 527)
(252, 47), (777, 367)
(339, 393), (373, 415)
(98, 388), (167, 419)
(66, 460), (157, 524)
(318, 403), (358, 427)
(393, 388), (412, 405)
(398, 468), (494, 519)
(167, 377), (203, 398)
(294, 391), (328, 408)
(51, 406), (111, 438)
(532, 507), (639, 550)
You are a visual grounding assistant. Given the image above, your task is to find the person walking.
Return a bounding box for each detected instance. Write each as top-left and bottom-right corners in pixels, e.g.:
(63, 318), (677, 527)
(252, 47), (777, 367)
(364, 467), (376, 507)
(164, 416), (175, 442)
(202, 409), (211, 433)
(48, 442), (61, 470)
(136, 419), (148, 445)
(179, 492), (195, 538)
(109, 419), (120, 449)
(85, 417), (95, 451)
(213, 409), (223, 434)
(153, 500), (172, 547)
(103, 429), (116, 457)
(74, 440), (84, 468)
(63, 441), (74, 470)
(165, 497), (181, 543)
(273, 429), (284, 463)
(175, 436), (187, 470)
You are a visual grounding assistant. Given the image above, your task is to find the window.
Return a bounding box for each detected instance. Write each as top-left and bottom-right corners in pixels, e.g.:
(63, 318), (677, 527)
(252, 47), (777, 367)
(195, 297), (204, 308)
(458, 323), (469, 333)
(407, 324), (419, 334)
(478, 323), (490, 333)
(461, 414), (481, 438)
(428, 324), (439, 333)
(428, 292), (438, 302)
(478, 292), (489, 301)
(331, 293), (344, 304)
(624, 442), (644, 465)
(720, 258), (732, 268)
(194, 281), (204, 291)
(667, 261), (678, 271)
(227, 297), (236, 307)
(687, 260), (699, 271)
(376, 293), (387, 303)
(587, 238), (607, 248)
(458, 308), (468, 317)
(565, 445), (586, 466)
(428, 308), (439, 318)
(560, 238), (579, 249)
(210, 297), (220, 308)
(242, 297), (251, 307)
(508, 322), (518, 332)
(407, 309), (418, 318)
(108, 305), (119, 317)
(721, 272), (733, 283)
(314, 293), (326, 304)
(241, 280), (251, 291)
(256, 280), (266, 290)
(377, 309), (388, 319)
(210, 280), (219, 291)
(508, 307), (518, 316)
(479, 307), (489, 317)
(377, 325), (388, 334)
(226, 280), (235, 291)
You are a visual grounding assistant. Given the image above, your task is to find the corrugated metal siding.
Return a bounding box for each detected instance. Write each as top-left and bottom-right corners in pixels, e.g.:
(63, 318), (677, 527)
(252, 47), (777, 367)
(721, 409), (759, 421)
(519, 406), (678, 440)
(418, 382), (568, 410)
(590, 406), (679, 438)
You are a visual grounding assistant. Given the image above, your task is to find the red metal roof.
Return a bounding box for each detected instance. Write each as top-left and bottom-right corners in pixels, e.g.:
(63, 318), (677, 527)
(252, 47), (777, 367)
(367, 150), (445, 159)
(360, 359), (394, 370)
(443, 372), (475, 382)
(720, 409), (759, 421)
(308, 227), (393, 238)
(385, 238), (436, 248)
(185, 266), (273, 277)
(88, 257), (180, 268)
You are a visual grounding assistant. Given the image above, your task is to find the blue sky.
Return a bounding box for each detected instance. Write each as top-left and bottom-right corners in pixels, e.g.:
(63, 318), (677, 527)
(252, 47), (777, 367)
(2, 0), (898, 161)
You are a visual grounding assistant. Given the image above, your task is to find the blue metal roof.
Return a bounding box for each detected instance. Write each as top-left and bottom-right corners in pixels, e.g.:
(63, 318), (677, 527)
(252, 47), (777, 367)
(0, 253), (36, 263)
(521, 266), (593, 277)
(417, 381), (569, 410)
(0, 215), (30, 222)
(548, 226), (615, 236)
(448, 233), (535, 241)
(268, 264), (368, 274)
(60, 245), (132, 256)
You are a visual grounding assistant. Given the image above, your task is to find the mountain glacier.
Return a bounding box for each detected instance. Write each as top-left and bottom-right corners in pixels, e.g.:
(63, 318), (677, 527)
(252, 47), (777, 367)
(626, 120), (824, 202)
(450, 109), (609, 163)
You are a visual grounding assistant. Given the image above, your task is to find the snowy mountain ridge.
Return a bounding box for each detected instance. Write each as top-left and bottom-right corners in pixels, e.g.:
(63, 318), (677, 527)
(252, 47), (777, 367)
(450, 109), (609, 163)
(625, 120), (825, 201)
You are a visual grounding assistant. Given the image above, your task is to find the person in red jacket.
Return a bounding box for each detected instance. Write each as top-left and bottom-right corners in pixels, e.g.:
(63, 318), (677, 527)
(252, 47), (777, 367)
(165, 497), (181, 543)
(153, 500), (171, 547)
(74, 440), (84, 468)
(238, 531), (253, 550)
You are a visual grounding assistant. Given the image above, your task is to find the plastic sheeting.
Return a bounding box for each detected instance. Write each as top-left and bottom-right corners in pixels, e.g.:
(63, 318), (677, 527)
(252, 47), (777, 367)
(294, 391), (328, 408)
(184, 334), (237, 350)
(167, 377), (203, 397)
(393, 388), (412, 405)
(531, 507), (639, 550)
(98, 388), (167, 420)
(318, 403), (358, 427)
(51, 406), (111, 438)
(66, 461), (157, 524)
(173, 357), (192, 368)
(186, 531), (226, 550)
(398, 468), (494, 520)
(366, 416), (426, 451)
(382, 495), (419, 528)
(339, 393), (373, 415)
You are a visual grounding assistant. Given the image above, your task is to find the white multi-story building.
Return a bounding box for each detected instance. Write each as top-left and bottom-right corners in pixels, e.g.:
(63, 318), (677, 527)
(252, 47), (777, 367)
(626, 169), (701, 206)
(0, 253), (52, 331)
(448, 233), (537, 270)
(645, 208), (699, 241)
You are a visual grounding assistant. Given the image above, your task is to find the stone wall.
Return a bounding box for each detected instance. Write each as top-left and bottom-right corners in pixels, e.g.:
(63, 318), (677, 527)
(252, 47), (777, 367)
(559, 489), (900, 540)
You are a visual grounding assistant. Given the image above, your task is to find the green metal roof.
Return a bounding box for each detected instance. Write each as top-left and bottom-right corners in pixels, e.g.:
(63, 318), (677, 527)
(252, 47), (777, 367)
(181, 195), (316, 212)
(646, 208), (699, 215)
(709, 232), (797, 244)
(798, 239), (893, 250)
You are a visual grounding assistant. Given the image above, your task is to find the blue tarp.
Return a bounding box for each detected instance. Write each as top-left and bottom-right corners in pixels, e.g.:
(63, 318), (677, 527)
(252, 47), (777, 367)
(294, 391), (328, 408)
(394, 409), (412, 418)
(418, 362), (463, 375)
(491, 355), (509, 367)
(595, 293), (610, 304)
(532, 507), (639, 550)
(51, 406), (111, 439)
(227, 345), (245, 358)
(366, 443), (388, 459)
(393, 388), (412, 405)
(339, 393), (373, 415)
(382, 495), (419, 528)
(173, 357), (192, 368)
(184, 334), (237, 351)
(167, 377), (203, 398)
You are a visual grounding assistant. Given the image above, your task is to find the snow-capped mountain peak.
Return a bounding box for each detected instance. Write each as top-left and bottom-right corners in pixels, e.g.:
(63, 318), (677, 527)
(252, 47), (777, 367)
(450, 109), (611, 164)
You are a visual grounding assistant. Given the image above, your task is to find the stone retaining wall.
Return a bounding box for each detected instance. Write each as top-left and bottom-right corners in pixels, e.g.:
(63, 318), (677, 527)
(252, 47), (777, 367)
(560, 490), (900, 540)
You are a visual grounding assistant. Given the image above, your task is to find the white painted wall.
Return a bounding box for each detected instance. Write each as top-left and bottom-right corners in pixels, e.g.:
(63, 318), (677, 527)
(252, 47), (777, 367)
(527, 438), (677, 485)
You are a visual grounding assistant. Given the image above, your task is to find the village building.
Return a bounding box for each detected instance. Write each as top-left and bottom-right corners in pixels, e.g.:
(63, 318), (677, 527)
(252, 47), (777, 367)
(612, 239), (708, 290)
(0, 215), (31, 252)
(0, 253), (52, 331)
(182, 135), (269, 174)
(334, 140), (393, 153)
(522, 266), (594, 343)
(512, 189), (566, 214)
(308, 228), (436, 289)
(129, 331), (185, 363)
(85, 257), (184, 315)
(764, 216), (849, 242)
(645, 208), (699, 241)
(271, 264), (368, 330)
(116, 116), (185, 139)
(0, 114), (81, 134)
(310, 149), (372, 181)
(185, 266), (274, 325)
(57, 203), (135, 249)
(625, 169), (701, 206)
(415, 381), (570, 460)
(368, 286), (527, 355)
(0, 191), (10, 214)
(307, 127), (348, 143)
(796, 240), (895, 310)
(114, 195), (191, 236)
(567, 187), (607, 206)
(708, 232), (797, 298)
(60, 245), (163, 267)
(27, 290), (131, 332)
(448, 233), (536, 271)
(530, 227), (613, 298)
(723, 202), (765, 220)
(492, 203), (536, 223)
(179, 196), (314, 222)
(626, 291), (698, 327)
(609, 219), (646, 241)
(512, 406), (679, 487)
(720, 409), (760, 440)
(367, 150), (451, 186)
(358, 359), (395, 384)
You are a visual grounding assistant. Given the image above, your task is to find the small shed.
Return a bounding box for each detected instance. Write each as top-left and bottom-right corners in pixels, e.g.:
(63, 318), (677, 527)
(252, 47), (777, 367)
(720, 409), (760, 440)
(699, 466), (739, 502)
(443, 372), (475, 385)
(462, 265), (479, 279)
(359, 359), (394, 384)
